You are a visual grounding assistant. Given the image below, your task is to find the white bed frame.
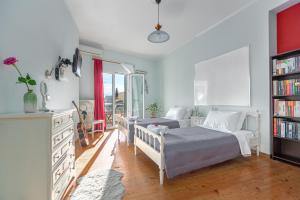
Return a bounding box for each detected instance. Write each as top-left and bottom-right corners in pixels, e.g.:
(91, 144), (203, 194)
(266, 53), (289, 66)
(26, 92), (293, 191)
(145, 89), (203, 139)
(115, 115), (130, 146)
(115, 115), (192, 146)
(134, 110), (260, 185)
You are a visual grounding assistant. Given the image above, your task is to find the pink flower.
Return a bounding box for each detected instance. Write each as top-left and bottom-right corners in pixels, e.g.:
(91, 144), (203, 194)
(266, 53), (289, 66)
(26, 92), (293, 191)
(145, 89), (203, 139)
(3, 57), (18, 65)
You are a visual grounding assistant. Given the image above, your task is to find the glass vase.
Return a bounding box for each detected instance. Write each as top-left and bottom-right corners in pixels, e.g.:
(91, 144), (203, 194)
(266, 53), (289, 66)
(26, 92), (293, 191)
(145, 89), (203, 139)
(24, 90), (37, 113)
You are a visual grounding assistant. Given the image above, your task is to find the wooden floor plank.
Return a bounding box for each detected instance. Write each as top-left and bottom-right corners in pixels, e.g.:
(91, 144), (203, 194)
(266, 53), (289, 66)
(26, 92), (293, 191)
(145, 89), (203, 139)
(65, 130), (300, 200)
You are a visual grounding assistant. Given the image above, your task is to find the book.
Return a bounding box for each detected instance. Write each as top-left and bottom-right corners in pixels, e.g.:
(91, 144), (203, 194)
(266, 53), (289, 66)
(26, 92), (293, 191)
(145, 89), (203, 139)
(281, 121), (286, 138)
(273, 118), (277, 136)
(295, 101), (300, 117)
(273, 56), (300, 75)
(273, 100), (300, 117)
(287, 122), (293, 138)
(273, 118), (300, 140)
(298, 123), (300, 140)
(272, 79), (300, 96)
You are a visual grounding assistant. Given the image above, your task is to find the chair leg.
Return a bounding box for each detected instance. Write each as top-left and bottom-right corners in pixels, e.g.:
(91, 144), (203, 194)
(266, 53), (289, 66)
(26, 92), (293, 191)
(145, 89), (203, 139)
(134, 145), (137, 156)
(256, 145), (260, 156)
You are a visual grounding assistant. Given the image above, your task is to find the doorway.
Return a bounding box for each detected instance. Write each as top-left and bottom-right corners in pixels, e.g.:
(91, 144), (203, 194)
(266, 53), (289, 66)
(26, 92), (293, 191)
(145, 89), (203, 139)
(103, 73), (125, 128)
(103, 72), (145, 128)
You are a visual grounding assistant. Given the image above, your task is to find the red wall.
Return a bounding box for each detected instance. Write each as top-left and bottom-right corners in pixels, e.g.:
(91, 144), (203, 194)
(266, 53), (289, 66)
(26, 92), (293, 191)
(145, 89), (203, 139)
(277, 3), (300, 54)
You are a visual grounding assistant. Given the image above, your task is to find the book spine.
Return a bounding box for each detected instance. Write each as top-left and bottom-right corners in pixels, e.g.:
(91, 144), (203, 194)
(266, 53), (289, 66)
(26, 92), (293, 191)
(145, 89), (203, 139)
(273, 118), (277, 136)
(288, 122), (293, 138)
(273, 59), (277, 75)
(298, 123), (300, 140)
(281, 121), (286, 138)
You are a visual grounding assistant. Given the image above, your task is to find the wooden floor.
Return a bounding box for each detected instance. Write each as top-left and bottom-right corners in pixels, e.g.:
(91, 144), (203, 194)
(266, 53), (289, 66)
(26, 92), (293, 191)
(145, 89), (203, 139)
(66, 130), (300, 200)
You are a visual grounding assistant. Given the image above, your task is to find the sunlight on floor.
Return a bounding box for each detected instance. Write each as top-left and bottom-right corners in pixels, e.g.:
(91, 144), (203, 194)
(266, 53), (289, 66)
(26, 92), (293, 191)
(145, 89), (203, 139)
(89, 129), (120, 171)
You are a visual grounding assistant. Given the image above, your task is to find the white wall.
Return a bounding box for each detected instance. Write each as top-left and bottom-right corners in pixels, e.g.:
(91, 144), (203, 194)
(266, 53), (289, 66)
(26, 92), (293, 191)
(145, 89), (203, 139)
(0, 0), (79, 113)
(159, 0), (290, 154)
(79, 49), (160, 114)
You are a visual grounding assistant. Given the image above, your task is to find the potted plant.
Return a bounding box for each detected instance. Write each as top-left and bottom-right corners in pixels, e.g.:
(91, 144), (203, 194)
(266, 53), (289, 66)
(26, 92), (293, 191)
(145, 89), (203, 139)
(3, 57), (37, 113)
(146, 102), (160, 118)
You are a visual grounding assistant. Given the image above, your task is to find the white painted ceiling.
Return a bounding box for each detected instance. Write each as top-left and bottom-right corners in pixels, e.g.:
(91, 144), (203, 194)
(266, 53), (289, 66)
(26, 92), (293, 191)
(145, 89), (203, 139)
(65, 0), (257, 60)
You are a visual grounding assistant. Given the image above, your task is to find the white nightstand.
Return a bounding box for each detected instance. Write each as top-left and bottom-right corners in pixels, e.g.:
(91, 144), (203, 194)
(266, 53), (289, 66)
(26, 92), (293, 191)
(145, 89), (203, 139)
(190, 116), (206, 127)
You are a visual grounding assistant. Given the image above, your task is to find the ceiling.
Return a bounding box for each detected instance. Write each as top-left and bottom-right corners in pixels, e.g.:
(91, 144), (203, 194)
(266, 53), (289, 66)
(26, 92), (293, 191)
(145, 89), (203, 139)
(65, 0), (257, 60)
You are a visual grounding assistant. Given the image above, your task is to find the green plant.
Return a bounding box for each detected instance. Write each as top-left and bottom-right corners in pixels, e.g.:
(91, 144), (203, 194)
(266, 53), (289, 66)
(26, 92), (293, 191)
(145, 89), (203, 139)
(192, 106), (204, 117)
(146, 102), (161, 115)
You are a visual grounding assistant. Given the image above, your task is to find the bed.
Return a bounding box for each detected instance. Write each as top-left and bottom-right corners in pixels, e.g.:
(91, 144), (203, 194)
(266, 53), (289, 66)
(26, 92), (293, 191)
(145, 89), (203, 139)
(115, 107), (191, 145)
(133, 110), (260, 185)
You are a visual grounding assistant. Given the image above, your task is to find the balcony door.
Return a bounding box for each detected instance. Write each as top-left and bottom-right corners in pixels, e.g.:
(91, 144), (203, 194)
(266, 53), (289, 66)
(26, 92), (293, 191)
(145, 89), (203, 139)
(103, 73), (144, 128)
(103, 73), (125, 128)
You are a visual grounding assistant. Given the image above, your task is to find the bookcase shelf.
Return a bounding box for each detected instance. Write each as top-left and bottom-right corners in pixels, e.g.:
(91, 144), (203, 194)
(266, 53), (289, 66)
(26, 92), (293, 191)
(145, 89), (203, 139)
(274, 136), (300, 143)
(272, 154), (300, 166)
(273, 116), (300, 122)
(272, 71), (300, 79)
(271, 49), (300, 166)
(272, 95), (300, 100)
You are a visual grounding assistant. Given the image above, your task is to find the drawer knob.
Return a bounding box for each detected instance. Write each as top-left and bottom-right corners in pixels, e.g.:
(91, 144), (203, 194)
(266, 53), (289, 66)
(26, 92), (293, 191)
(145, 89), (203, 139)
(56, 171), (62, 177)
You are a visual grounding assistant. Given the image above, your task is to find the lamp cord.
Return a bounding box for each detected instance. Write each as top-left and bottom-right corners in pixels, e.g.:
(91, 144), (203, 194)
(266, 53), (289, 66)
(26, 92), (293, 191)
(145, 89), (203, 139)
(157, 2), (160, 25)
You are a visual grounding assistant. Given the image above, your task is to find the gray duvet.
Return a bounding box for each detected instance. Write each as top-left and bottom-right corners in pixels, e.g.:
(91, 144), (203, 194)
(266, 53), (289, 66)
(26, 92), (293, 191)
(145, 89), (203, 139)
(164, 126), (240, 178)
(127, 118), (180, 144)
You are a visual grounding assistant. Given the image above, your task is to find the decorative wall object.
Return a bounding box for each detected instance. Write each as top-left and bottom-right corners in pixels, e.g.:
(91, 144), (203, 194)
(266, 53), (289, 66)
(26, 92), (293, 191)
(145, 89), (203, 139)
(45, 56), (71, 81)
(39, 81), (50, 112)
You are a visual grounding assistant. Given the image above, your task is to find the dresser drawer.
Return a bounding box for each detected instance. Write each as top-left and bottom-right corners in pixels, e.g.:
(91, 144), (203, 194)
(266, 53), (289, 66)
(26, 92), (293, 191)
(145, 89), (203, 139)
(53, 157), (71, 187)
(52, 136), (73, 167)
(52, 113), (73, 131)
(52, 125), (74, 149)
(52, 169), (71, 200)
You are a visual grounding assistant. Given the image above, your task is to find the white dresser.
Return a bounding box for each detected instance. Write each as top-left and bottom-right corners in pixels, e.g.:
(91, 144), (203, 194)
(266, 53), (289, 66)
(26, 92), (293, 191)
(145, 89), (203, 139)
(0, 109), (75, 200)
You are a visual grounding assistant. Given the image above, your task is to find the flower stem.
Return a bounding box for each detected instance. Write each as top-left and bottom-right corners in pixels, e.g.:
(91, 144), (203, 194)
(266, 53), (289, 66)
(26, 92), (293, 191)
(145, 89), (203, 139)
(13, 64), (30, 91)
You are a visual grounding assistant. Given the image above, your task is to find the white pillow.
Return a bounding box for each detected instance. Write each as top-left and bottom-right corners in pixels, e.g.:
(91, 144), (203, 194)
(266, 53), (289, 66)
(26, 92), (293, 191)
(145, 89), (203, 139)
(202, 111), (242, 133)
(165, 107), (187, 120)
(236, 112), (246, 131)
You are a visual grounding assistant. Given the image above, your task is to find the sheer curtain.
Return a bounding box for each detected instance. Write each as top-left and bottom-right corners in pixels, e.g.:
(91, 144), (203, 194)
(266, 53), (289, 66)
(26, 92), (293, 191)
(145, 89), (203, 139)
(131, 74), (144, 118)
(121, 63), (145, 118)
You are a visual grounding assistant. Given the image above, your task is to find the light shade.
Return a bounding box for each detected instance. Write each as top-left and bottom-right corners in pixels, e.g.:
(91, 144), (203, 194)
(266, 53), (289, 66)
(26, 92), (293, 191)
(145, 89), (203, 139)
(147, 30), (170, 43)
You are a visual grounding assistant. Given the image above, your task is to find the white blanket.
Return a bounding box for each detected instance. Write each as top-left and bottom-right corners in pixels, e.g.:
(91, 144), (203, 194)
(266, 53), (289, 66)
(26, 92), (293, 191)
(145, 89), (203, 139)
(229, 130), (252, 157)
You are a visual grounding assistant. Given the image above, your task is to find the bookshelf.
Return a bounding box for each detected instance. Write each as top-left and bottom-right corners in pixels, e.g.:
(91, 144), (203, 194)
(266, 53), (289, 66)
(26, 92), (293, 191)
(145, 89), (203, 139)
(271, 49), (300, 166)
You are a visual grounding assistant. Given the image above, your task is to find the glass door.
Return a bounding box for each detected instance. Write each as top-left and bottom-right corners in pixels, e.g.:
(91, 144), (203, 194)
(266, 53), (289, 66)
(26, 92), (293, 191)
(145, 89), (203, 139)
(115, 74), (125, 118)
(103, 73), (126, 128)
(103, 73), (113, 128)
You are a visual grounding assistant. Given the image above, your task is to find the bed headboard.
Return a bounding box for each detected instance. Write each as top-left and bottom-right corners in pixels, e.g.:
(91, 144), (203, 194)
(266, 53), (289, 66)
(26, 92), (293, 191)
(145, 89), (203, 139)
(245, 110), (260, 139)
(210, 108), (261, 138)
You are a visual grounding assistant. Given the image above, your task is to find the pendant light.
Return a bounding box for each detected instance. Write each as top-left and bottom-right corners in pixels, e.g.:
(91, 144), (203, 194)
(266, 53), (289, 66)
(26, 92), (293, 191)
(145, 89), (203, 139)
(147, 0), (170, 43)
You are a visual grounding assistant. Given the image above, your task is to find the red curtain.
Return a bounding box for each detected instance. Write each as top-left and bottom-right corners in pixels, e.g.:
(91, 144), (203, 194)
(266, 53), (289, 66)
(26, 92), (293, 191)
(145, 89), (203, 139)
(94, 59), (106, 130)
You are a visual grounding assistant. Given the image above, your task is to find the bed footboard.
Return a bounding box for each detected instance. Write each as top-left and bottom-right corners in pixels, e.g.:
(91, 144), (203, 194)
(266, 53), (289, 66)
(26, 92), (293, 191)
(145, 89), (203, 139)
(134, 125), (165, 185)
(115, 115), (129, 145)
